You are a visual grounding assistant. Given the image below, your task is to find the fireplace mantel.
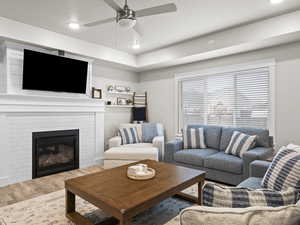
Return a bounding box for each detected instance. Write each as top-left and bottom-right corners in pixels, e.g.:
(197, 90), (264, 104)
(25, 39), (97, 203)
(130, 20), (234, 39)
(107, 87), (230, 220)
(0, 94), (105, 112)
(0, 94), (105, 187)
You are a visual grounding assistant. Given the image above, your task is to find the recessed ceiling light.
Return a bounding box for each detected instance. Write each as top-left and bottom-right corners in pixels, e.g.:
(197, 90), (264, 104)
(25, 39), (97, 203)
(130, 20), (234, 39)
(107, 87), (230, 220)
(68, 22), (80, 30)
(132, 43), (140, 50)
(270, 0), (284, 5)
(132, 39), (140, 50)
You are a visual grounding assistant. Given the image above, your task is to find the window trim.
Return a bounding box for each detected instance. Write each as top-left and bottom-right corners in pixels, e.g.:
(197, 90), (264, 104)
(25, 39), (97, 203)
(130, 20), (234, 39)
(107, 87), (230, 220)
(174, 59), (276, 140)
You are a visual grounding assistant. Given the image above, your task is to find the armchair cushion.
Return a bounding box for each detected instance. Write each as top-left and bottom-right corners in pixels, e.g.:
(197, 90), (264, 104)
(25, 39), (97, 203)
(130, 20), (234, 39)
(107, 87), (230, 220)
(152, 136), (165, 161)
(238, 177), (263, 190)
(108, 136), (122, 148)
(262, 147), (300, 191)
(203, 183), (299, 208)
(104, 146), (158, 161)
(250, 160), (271, 178)
(119, 127), (141, 145)
(180, 205), (300, 225)
(142, 123), (163, 143)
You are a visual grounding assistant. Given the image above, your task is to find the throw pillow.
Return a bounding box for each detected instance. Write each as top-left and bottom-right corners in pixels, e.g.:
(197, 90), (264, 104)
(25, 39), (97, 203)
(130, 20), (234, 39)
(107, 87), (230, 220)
(225, 131), (256, 158)
(184, 127), (206, 149)
(203, 183), (299, 208)
(261, 147), (300, 191)
(119, 127), (140, 145)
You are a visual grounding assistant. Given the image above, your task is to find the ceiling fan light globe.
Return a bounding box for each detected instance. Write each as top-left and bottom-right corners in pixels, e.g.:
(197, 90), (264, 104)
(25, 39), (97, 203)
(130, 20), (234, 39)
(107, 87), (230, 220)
(118, 18), (136, 29)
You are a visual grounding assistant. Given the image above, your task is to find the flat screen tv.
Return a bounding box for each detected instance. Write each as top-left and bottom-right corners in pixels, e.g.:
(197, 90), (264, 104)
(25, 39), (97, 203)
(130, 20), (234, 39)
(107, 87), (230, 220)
(22, 49), (88, 94)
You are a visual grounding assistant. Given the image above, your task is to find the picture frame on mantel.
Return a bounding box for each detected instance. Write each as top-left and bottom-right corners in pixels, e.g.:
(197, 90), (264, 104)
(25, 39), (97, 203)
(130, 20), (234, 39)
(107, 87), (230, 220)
(92, 87), (102, 99)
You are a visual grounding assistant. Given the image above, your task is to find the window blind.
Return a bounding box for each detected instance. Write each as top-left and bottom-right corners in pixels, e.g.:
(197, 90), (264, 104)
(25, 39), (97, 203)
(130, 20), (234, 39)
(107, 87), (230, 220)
(181, 67), (270, 129)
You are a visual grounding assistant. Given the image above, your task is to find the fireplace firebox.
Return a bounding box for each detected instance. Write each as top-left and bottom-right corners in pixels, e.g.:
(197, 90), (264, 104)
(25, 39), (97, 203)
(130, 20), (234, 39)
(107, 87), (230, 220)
(32, 129), (79, 179)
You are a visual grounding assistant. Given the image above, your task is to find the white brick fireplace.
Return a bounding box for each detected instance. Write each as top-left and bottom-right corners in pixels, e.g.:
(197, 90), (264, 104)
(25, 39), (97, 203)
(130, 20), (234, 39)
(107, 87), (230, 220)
(0, 95), (105, 186)
(0, 42), (105, 187)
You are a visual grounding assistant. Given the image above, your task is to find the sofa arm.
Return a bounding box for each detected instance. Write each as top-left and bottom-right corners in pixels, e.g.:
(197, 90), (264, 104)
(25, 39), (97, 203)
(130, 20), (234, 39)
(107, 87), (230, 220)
(108, 136), (122, 148)
(152, 136), (165, 161)
(242, 147), (273, 178)
(250, 160), (271, 178)
(165, 140), (183, 162)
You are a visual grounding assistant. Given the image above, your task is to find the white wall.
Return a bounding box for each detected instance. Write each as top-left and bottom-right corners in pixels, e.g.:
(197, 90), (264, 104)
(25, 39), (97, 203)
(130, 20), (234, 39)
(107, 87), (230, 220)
(92, 63), (139, 149)
(139, 41), (300, 149)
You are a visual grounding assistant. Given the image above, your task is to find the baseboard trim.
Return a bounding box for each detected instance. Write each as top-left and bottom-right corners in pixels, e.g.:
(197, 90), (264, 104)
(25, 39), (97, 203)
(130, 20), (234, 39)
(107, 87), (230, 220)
(0, 176), (9, 187)
(94, 157), (104, 165)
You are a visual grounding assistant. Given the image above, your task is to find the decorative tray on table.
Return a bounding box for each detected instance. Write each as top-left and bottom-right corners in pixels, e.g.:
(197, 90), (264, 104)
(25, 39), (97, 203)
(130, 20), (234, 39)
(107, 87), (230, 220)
(127, 164), (156, 180)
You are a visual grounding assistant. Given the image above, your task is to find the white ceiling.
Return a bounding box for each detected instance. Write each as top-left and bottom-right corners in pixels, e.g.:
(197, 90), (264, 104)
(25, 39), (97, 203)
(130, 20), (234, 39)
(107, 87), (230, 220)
(0, 0), (300, 55)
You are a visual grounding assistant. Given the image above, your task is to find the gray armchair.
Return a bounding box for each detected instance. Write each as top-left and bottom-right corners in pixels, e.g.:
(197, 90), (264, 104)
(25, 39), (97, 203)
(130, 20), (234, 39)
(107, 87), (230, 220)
(165, 125), (274, 185)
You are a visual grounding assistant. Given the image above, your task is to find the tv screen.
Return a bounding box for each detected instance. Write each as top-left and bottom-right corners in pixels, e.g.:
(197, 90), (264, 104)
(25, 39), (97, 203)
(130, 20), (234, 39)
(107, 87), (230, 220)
(22, 49), (88, 94)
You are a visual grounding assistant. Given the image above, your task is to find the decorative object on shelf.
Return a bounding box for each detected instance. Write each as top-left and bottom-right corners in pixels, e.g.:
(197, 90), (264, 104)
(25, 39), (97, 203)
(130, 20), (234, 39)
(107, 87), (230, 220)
(115, 85), (132, 93)
(107, 85), (114, 92)
(106, 100), (112, 105)
(117, 97), (128, 105)
(91, 88), (102, 99)
(127, 163), (156, 180)
(126, 99), (133, 105)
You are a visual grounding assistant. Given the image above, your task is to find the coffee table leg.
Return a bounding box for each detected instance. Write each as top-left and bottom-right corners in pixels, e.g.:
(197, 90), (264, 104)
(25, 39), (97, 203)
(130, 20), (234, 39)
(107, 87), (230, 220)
(119, 217), (131, 225)
(66, 189), (75, 214)
(198, 180), (204, 205)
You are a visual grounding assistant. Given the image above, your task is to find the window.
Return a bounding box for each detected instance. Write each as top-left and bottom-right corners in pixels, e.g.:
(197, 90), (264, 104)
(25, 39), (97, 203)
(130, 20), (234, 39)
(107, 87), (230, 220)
(177, 61), (274, 133)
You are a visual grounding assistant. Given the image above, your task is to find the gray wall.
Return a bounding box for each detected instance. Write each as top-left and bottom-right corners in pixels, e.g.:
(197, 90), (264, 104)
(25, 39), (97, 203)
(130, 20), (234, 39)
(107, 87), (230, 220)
(92, 63), (139, 149)
(138, 41), (300, 149)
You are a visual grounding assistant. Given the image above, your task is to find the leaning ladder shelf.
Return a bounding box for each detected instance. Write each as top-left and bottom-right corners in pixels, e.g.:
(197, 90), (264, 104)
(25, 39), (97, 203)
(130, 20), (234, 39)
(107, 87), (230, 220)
(132, 92), (148, 122)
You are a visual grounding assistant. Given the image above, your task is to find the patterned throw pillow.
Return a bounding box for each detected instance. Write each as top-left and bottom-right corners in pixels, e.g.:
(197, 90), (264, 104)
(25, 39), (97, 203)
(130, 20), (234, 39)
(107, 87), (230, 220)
(119, 127), (140, 145)
(261, 147), (300, 191)
(184, 127), (206, 149)
(225, 131), (256, 158)
(203, 183), (299, 208)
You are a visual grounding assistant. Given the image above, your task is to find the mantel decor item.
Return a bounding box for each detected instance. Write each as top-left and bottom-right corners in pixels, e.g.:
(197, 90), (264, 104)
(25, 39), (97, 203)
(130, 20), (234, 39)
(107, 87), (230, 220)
(117, 97), (128, 105)
(92, 88), (102, 99)
(127, 164), (156, 180)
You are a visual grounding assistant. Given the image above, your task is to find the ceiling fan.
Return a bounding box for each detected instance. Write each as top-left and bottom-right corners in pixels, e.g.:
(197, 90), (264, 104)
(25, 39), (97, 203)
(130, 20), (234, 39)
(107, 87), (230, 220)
(84, 0), (177, 35)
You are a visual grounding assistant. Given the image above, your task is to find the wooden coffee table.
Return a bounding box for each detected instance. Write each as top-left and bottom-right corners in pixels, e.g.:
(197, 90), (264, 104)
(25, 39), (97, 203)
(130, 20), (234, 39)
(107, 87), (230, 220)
(65, 160), (206, 225)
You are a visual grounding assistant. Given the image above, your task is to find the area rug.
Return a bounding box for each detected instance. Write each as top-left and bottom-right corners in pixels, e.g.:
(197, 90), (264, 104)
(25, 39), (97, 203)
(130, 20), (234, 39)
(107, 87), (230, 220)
(0, 185), (198, 225)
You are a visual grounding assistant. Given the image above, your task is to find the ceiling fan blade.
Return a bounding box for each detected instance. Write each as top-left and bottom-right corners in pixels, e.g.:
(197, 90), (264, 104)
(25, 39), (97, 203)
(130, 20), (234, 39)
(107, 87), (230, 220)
(133, 22), (143, 36)
(103, 0), (123, 12)
(136, 3), (177, 18)
(84, 17), (115, 27)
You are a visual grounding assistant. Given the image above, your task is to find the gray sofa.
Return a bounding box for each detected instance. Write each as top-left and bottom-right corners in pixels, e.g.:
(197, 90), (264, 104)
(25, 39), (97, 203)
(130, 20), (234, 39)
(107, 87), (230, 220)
(165, 125), (274, 185)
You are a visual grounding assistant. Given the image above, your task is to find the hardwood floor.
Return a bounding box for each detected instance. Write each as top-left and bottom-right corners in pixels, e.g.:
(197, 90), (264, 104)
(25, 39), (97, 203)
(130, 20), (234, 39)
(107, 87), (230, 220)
(0, 165), (104, 208)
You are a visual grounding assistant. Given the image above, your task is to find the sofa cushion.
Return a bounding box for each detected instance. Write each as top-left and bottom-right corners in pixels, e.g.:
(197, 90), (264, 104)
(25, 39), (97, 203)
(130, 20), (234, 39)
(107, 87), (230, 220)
(204, 152), (243, 174)
(220, 127), (270, 151)
(174, 149), (218, 167)
(238, 177), (263, 190)
(184, 127), (206, 149)
(225, 131), (256, 158)
(187, 125), (222, 149)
